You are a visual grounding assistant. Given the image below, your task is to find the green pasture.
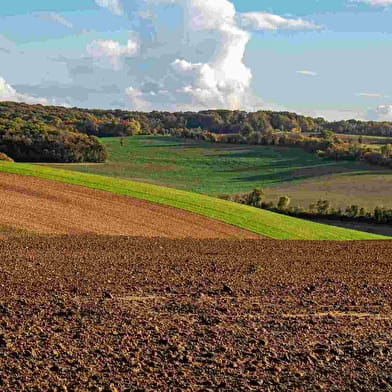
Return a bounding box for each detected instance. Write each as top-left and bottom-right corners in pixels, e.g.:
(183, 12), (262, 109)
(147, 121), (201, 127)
(47, 136), (376, 196)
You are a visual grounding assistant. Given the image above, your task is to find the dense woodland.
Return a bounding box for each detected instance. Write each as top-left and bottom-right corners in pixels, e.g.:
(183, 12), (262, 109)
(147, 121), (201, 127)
(0, 118), (107, 163)
(0, 103), (109, 162)
(1, 101), (392, 164)
(2, 101), (392, 137)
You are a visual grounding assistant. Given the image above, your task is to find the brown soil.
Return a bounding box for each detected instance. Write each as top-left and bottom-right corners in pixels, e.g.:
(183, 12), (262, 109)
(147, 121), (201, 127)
(1, 236), (391, 391)
(0, 172), (259, 239)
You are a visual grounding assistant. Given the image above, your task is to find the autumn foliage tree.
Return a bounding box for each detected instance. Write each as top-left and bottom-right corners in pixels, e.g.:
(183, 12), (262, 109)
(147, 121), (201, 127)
(0, 119), (107, 163)
(0, 152), (13, 162)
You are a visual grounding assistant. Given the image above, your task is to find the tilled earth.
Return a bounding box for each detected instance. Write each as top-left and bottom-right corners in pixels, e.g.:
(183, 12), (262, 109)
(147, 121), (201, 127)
(1, 236), (392, 391)
(0, 172), (259, 239)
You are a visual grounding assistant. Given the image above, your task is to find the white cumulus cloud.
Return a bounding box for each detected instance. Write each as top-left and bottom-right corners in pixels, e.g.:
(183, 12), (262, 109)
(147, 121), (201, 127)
(87, 39), (138, 57)
(368, 104), (392, 121)
(95, 0), (123, 15)
(239, 12), (322, 31)
(126, 87), (151, 111)
(171, 0), (253, 109)
(0, 77), (50, 105)
(172, 59), (202, 73)
(124, 0), (321, 111)
(87, 39), (138, 68)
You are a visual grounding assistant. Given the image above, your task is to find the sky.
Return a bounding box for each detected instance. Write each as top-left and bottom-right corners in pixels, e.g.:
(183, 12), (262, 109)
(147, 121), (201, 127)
(0, 0), (392, 121)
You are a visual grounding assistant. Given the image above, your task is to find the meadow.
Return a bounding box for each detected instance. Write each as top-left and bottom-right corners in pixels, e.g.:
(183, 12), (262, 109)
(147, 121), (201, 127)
(46, 135), (392, 211)
(48, 135), (379, 196)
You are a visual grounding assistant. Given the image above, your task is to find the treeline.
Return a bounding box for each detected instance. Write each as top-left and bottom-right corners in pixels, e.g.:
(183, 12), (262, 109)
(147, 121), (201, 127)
(221, 189), (392, 226)
(325, 119), (392, 137)
(2, 101), (392, 138)
(1, 101), (392, 164)
(319, 142), (392, 168)
(159, 127), (392, 169)
(0, 102), (322, 135)
(74, 118), (141, 137)
(0, 118), (107, 163)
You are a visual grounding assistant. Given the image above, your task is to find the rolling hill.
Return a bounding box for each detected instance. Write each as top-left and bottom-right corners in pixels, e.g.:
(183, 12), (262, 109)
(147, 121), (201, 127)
(0, 171), (259, 239)
(48, 136), (392, 213)
(0, 162), (387, 240)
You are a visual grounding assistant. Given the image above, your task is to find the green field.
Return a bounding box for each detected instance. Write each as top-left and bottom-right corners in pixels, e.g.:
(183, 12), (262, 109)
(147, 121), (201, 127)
(46, 136), (379, 197)
(0, 162), (387, 240)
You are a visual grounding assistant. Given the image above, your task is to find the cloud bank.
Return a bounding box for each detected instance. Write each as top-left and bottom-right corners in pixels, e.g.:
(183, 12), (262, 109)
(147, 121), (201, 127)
(0, 77), (50, 105)
(368, 105), (392, 121)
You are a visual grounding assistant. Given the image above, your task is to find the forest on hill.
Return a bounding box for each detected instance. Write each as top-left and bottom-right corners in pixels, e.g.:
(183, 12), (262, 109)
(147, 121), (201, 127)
(2, 101), (392, 137)
(1, 101), (392, 163)
(0, 119), (107, 163)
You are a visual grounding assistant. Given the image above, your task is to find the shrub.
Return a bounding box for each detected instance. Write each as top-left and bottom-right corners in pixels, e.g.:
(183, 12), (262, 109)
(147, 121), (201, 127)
(246, 188), (264, 208)
(316, 199), (331, 215)
(0, 152), (13, 162)
(277, 196), (291, 210)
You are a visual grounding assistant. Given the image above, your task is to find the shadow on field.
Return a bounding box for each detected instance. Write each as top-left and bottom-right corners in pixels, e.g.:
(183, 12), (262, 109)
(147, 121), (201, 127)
(308, 219), (392, 237)
(339, 169), (392, 177)
(230, 172), (299, 185)
(234, 163), (376, 185)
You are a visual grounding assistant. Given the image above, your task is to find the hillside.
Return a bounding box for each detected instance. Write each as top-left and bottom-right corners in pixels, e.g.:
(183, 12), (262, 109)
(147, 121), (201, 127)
(51, 135), (392, 212)
(0, 162), (387, 240)
(0, 172), (258, 239)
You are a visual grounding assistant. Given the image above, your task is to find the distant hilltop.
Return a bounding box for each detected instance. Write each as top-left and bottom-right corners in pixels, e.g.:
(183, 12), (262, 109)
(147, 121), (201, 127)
(1, 101), (392, 137)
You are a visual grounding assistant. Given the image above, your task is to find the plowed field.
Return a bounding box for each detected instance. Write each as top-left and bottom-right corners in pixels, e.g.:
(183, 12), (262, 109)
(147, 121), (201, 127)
(0, 172), (259, 239)
(1, 237), (391, 391)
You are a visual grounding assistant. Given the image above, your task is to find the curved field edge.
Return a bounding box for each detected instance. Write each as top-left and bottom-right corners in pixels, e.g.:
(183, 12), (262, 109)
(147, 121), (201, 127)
(0, 162), (387, 240)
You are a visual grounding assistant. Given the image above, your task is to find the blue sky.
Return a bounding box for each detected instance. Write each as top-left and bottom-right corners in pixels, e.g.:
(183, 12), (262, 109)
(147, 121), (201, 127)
(0, 0), (391, 120)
